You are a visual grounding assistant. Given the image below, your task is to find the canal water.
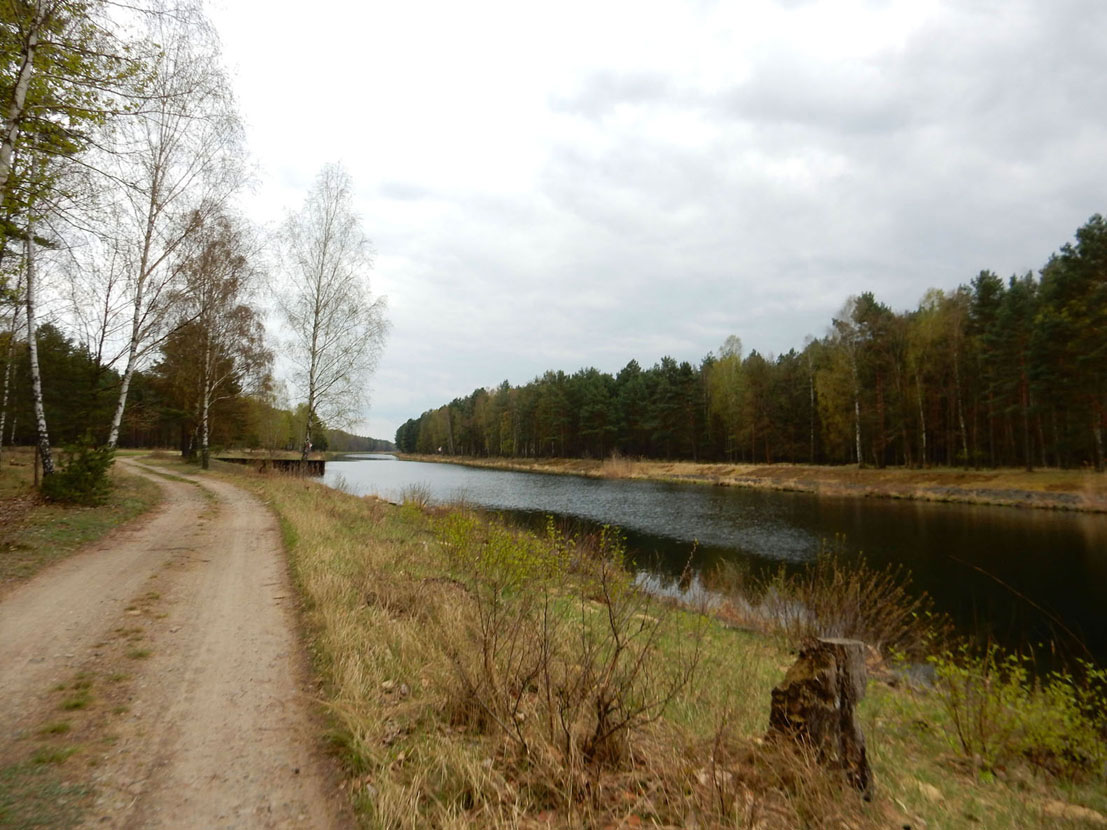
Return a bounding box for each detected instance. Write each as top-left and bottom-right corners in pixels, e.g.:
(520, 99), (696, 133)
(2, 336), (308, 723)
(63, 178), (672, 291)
(325, 454), (1107, 663)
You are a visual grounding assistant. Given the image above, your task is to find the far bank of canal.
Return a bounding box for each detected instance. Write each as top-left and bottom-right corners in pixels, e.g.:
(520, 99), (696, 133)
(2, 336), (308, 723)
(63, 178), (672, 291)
(325, 454), (1107, 663)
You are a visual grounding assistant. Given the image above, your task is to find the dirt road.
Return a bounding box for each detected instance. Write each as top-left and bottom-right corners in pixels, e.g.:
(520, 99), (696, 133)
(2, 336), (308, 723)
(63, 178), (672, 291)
(0, 460), (349, 829)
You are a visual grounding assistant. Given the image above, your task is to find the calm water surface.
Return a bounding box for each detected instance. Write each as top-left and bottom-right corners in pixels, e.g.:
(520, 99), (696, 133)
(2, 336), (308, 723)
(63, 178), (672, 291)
(326, 454), (1107, 661)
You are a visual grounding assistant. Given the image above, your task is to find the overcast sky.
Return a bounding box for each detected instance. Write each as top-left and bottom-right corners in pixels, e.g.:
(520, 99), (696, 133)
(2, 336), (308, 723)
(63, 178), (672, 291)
(208, 0), (1107, 442)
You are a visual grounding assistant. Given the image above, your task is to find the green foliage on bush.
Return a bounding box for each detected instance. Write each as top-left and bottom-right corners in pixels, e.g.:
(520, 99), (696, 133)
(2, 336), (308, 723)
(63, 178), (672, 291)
(930, 642), (1107, 779)
(441, 512), (567, 593)
(40, 442), (115, 506)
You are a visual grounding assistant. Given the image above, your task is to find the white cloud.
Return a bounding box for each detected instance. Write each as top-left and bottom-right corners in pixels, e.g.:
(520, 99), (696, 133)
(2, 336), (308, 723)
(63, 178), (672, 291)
(209, 0), (1107, 441)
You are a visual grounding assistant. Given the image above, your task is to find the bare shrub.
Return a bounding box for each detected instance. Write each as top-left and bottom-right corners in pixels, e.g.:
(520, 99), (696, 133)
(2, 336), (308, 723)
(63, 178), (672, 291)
(555, 543), (704, 768)
(328, 473), (352, 495)
(399, 482), (432, 509)
(435, 513), (705, 808)
(755, 540), (950, 659)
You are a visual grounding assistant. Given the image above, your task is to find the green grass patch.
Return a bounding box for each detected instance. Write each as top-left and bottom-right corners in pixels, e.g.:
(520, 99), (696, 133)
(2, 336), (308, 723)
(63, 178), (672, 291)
(30, 746), (77, 766)
(0, 760), (89, 828)
(0, 454), (161, 588)
(125, 648), (152, 660)
(59, 693), (91, 712)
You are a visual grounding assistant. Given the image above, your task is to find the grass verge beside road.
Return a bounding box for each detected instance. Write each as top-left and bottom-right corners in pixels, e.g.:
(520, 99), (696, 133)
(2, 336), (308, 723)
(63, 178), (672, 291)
(0, 448), (162, 593)
(201, 459), (1106, 829)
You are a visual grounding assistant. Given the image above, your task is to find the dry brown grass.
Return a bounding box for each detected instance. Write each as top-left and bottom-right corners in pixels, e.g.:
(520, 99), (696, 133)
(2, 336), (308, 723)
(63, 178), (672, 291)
(237, 473), (887, 827)
(599, 451), (635, 479)
(192, 461), (1107, 829)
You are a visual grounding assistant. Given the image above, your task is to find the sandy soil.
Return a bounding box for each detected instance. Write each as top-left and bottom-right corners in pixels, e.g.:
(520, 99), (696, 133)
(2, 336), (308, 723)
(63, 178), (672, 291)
(0, 460), (350, 829)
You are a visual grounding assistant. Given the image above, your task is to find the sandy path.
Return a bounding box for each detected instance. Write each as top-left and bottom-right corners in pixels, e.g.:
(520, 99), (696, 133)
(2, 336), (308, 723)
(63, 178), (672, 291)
(0, 460), (349, 829)
(0, 467), (209, 736)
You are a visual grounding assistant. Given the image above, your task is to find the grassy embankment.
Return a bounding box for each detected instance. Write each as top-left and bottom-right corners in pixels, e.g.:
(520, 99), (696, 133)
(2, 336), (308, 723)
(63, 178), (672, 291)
(400, 454), (1107, 512)
(0, 447), (162, 593)
(196, 458), (1107, 829)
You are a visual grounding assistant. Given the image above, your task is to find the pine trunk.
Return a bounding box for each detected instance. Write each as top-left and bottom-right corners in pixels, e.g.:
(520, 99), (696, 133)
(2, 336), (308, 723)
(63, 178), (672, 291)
(809, 371), (816, 463)
(0, 288), (22, 466)
(1021, 375), (1032, 473)
(915, 370), (927, 468)
(953, 350), (969, 467)
(1091, 402), (1104, 473)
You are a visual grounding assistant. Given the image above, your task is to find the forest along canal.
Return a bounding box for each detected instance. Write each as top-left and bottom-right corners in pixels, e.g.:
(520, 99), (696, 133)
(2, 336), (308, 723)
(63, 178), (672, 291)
(325, 454), (1107, 664)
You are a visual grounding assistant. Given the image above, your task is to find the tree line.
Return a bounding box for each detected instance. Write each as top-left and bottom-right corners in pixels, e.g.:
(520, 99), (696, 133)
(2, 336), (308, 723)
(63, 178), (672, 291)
(1, 1), (387, 482)
(397, 215), (1107, 472)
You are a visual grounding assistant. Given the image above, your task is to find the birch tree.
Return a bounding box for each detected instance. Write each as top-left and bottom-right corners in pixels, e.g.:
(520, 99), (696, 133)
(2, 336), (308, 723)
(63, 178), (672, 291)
(174, 211), (270, 468)
(1, 0), (141, 249)
(279, 164), (389, 460)
(22, 223), (53, 472)
(103, 4), (243, 448)
(5, 128), (81, 474)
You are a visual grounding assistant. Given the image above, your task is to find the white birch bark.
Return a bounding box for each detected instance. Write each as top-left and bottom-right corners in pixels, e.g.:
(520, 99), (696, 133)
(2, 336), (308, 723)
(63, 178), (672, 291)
(279, 164), (389, 464)
(200, 380), (211, 468)
(0, 0), (44, 195)
(103, 7), (243, 448)
(952, 347), (969, 465)
(106, 182), (157, 448)
(24, 229), (53, 475)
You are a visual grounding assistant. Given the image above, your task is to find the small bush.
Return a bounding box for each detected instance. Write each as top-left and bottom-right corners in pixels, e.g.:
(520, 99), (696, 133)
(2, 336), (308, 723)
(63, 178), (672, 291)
(436, 513), (705, 803)
(40, 442), (115, 506)
(754, 540), (949, 659)
(399, 482), (432, 509)
(328, 473), (353, 495)
(930, 643), (1107, 778)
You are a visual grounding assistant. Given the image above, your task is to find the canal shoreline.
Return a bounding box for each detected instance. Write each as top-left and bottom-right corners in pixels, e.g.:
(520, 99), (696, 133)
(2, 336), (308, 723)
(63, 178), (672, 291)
(397, 454), (1107, 513)
(215, 457), (1107, 828)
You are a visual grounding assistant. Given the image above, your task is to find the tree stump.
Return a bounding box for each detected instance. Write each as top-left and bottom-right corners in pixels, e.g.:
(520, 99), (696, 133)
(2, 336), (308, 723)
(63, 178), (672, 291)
(768, 637), (872, 797)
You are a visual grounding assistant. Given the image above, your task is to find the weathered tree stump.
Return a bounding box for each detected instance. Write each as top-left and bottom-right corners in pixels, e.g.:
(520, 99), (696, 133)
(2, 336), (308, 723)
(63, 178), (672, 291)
(768, 637), (872, 797)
